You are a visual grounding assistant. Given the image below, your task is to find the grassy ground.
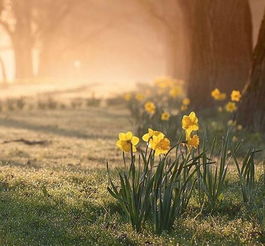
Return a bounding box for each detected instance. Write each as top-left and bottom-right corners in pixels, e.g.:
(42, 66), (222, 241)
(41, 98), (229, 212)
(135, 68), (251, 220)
(0, 106), (264, 245)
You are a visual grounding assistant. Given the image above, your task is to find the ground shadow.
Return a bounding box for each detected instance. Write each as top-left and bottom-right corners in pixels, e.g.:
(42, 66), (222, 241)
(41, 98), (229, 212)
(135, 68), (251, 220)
(0, 117), (114, 140)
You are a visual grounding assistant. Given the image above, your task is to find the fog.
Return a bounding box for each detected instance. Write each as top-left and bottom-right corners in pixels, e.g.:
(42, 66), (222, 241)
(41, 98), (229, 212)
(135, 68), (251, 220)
(0, 0), (264, 90)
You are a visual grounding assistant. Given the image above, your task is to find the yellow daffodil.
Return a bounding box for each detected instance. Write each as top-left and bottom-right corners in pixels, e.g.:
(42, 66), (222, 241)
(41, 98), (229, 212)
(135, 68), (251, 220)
(182, 112), (199, 137)
(225, 102), (237, 112)
(145, 101), (156, 115)
(231, 90), (241, 102)
(154, 77), (172, 89)
(232, 136), (238, 143)
(227, 120), (237, 126)
(161, 112), (170, 121)
(169, 86), (182, 98)
(142, 128), (164, 142)
(182, 98), (190, 106)
(219, 93), (226, 100)
(135, 93), (144, 101)
(237, 125), (243, 131)
(186, 135), (200, 149)
(116, 131), (139, 152)
(211, 88), (221, 100)
(181, 105), (188, 111)
(218, 106), (223, 112)
(150, 134), (171, 156)
(123, 93), (131, 101)
(211, 88), (226, 101)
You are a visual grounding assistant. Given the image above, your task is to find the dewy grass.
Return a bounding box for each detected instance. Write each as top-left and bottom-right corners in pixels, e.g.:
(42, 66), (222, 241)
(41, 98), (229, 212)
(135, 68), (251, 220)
(108, 109), (265, 236)
(107, 141), (200, 234)
(196, 133), (229, 211)
(232, 147), (261, 205)
(107, 152), (153, 232)
(150, 149), (199, 234)
(0, 106), (264, 244)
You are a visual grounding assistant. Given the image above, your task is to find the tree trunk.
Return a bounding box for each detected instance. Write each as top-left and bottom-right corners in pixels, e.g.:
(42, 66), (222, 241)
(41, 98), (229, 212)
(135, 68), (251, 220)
(13, 41), (33, 79)
(237, 11), (265, 132)
(164, 33), (178, 77)
(38, 45), (53, 77)
(179, 0), (252, 109)
(12, 0), (33, 79)
(38, 34), (61, 78)
(0, 56), (7, 85)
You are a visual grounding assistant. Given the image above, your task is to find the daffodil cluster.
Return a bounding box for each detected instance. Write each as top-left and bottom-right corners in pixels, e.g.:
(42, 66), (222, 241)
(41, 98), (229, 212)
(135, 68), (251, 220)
(142, 128), (171, 156)
(116, 128), (171, 156)
(182, 112), (200, 149)
(211, 88), (241, 113)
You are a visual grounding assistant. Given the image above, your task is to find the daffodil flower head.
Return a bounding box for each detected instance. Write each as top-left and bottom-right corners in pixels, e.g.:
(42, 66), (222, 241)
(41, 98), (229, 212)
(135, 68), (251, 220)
(186, 135), (200, 150)
(227, 120), (237, 126)
(231, 90), (241, 102)
(211, 88), (226, 101)
(225, 102), (237, 112)
(181, 105), (188, 111)
(150, 134), (171, 156)
(169, 86), (182, 98)
(219, 93), (226, 100)
(237, 125), (243, 131)
(211, 88), (220, 100)
(135, 93), (144, 101)
(232, 136), (238, 142)
(116, 131), (139, 152)
(161, 112), (170, 121)
(182, 112), (199, 137)
(142, 128), (164, 142)
(182, 98), (190, 106)
(144, 101), (156, 115)
(155, 76), (173, 89)
(123, 93), (131, 101)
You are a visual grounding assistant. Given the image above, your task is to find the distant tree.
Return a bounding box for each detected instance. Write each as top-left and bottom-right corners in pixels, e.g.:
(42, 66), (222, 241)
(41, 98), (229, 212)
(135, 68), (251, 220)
(0, 0), (33, 79)
(237, 11), (265, 131)
(179, 0), (253, 109)
(0, 0), (111, 79)
(35, 0), (112, 77)
(135, 0), (185, 78)
(0, 55), (7, 84)
(32, 0), (80, 77)
(0, 0), (82, 79)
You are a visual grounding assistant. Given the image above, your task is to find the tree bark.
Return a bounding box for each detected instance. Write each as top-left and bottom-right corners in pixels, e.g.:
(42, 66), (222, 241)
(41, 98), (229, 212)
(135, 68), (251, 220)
(179, 0), (252, 109)
(237, 11), (265, 132)
(164, 33), (178, 77)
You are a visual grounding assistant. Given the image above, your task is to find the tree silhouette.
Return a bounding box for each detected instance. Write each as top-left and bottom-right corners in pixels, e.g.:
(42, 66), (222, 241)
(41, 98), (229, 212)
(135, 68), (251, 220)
(237, 10), (265, 131)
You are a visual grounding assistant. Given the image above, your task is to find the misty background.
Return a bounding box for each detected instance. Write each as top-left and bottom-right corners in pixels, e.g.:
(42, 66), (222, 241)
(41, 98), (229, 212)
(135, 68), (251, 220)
(0, 0), (264, 88)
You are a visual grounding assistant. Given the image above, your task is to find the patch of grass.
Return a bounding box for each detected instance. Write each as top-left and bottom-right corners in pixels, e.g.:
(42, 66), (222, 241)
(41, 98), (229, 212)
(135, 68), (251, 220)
(0, 107), (264, 245)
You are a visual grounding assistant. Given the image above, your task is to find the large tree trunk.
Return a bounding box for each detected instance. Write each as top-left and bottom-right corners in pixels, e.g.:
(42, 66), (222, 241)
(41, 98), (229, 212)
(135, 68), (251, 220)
(164, 33), (178, 77)
(179, 0), (252, 109)
(237, 12), (265, 132)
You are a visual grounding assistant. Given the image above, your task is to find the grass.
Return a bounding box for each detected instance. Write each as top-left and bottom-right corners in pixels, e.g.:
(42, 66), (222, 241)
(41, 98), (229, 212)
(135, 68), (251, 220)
(0, 105), (264, 245)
